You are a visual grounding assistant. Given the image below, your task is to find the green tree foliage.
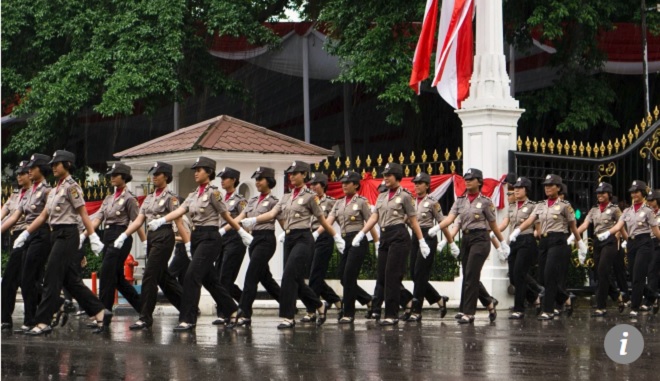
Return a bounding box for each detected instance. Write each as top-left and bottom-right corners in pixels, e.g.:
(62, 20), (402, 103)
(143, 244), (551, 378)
(1, 0), (290, 156)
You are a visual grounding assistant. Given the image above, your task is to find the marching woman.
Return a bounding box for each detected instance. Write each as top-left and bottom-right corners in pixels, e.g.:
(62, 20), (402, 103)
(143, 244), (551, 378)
(148, 157), (253, 331)
(496, 177), (540, 319)
(437, 168), (510, 324)
(1, 161), (30, 330)
(90, 163), (145, 326)
(240, 161), (346, 329)
(645, 190), (660, 314)
(226, 166), (282, 327)
(114, 161), (187, 330)
(599, 180), (660, 318)
(313, 170), (377, 324)
(214, 167), (247, 324)
(1, 154), (53, 332)
(354, 163), (431, 326)
(404, 172), (451, 322)
(574, 182), (626, 317)
(12, 150), (108, 335)
(510, 174), (587, 320)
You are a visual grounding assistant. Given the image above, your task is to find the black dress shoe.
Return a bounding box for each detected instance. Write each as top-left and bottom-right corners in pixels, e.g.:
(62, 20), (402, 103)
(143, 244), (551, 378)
(407, 314), (422, 322)
(439, 296), (449, 318)
(488, 298), (498, 322)
(211, 317), (226, 325)
(457, 315), (474, 324)
(277, 319), (296, 329)
(399, 308), (412, 322)
(379, 318), (399, 326)
(173, 323), (195, 332)
(316, 302), (329, 327)
(565, 295), (576, 317)
(591, 310), (607, 317)
(454, 312), (464, 320)
(509, 312), (524, 320)
(299, 313), (317, 323)
(14, 325), (31, 334)
(86, 321), (99, 329)
(92, 310), (113, 334)
(53, 310), (69, 327)
(338, 317), (354, 324)
(237, 317), (252, 327)
(26, 325), (53, 336)
(129, 320), (151, 330)
(225, 309), (244, 329)
(537, 313), (554, 321)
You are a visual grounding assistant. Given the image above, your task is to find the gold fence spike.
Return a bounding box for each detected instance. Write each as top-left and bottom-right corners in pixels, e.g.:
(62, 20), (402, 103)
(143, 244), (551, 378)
(607, 140), (613, 155)
(427, 164), (433, 175)
(335, 157), (341, 169)
(398, 152), (405, 164)
(533, 138), (539, 153)
(593, 143), (599, 158)
(345, 156), (351, 168)
(564, 140), (570, 155)
(361, 168), (367, 179)
(654, 105), (659, 120)
(388, 153), (394, 163)
(366, 155), (372, 167)
(579, 141), (585, 156)
(586, 142), (592, 157)
(330, 171), (336, 182)
(409, 151), (416, 163)
(540, 138), (546, 154)
(77, 179), (82, 187)
(634, 124), (640, 139)
(614, 138), (620, 153)
(86, 189), (91, 199)
(548, 139), (555, 154)
(106, 187), (111, 197)
(432, 149), (439, 161)
(444, 148), (450, 161)
(600, 142), (606, 156)
(622, 134), (627, 149)
(641, 118), (647, 133)
(439, 163), (445, 174)
(557, 140), (563, 155)
(372, 168), (378, 178)
(93, 188), (98, 199)
(314, 162), (319, 170)
(525, 137), (531, 152)
(421, 150), (428, 163)
(415, 165), (421, 175)
(517, 136), (522, 151)
(456, 147), (462, 160)
(628, 130), (634, 143)
(355, 155), (361, 168)
(404, 165), (410, 176)
(450, 162), (456, 173)
(646, 112), (652, 126)
(324, 159), (330, 170)
(377, 154), (383, 167)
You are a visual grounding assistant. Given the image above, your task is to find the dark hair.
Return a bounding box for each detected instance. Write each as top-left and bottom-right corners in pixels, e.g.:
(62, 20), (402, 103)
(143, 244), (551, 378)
(34, 164), (51, 177)
(641, 189), (648, 198)
(315, 183), (327, 192)
(62, 161), (75, 172)
(233, 179), (239, 188)
(265, 177), (277, 189)
(202, 167), (215, 181)
(393, 173), (403, 181)
(120, 173), (133, 183)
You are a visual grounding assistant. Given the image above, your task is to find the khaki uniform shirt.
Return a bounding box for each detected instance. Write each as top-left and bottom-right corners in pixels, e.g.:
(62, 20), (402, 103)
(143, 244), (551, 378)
(312, 195), (336, 230)
(329, 195), (371, 234)
(449, 193), (496, 232)
(415, 195), (443, 228)
(585, 203), (622, 235)
(140, 187), (179, 225)
(3, 189), (28, 232)
(272, 187), (323, 231)
(244, 193), (279, 231)
(532, 199), (575, 235)
(173, 215), (192, 237)
(95, 189), (140, 227)
(182, 184), (228, 227)
(619, 204), (658, 237)
(508, 199), (536, 235)
(374, 187), (416, 228)
(18, 180), (52, 225)
(219, 192), (246, 228)
(46, 176), (85, 225)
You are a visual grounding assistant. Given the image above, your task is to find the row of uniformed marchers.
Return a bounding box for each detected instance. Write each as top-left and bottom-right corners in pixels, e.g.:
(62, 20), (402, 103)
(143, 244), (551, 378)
(2, 153), (659, 334)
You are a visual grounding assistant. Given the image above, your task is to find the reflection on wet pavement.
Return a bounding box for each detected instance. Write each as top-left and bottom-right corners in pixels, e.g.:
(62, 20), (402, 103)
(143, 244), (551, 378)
(2, 309), (658, 380)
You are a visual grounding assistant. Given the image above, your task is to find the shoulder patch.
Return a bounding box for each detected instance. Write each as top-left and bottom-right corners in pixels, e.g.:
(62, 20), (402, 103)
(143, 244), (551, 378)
(69, 187), (80, 199)
(171, 196), (179, 206)
(213, 190), (221, 201)
(314, 196), (320, 204)
(240, 200), (247, 208)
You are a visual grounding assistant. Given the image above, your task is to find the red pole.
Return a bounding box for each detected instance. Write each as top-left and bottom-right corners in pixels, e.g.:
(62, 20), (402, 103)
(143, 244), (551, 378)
(91, 272), (97, 295)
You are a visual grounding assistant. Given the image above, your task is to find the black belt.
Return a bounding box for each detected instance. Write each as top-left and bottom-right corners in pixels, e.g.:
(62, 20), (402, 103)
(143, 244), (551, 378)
(381, 224), (405, 232)
(105, 224), (128, 230)
(252, 230), (275, 236)
(340, 231), (361, 238)
(152, 224), (172, 232)
(463, 228), (486, 235)
(629, 234), (651, 241)
(50, 224), (77, 231)
(285, 228), (308, 235)
(192, 226), (217, 232)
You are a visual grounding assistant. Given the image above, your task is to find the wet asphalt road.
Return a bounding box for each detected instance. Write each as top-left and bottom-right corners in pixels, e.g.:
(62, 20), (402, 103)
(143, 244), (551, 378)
(1, 308), (659, 380)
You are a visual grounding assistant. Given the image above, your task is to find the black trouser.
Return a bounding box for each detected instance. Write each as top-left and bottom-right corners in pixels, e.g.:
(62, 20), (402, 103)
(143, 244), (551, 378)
(539, 233), (571, 314)
(307, 232), (341, 312)
(593, 235), (620, 309)
(373, 224), (411, 319)
(34, 226), (104, 325)
(239, 230), (281, 318)
(216, 230), (245, 303)
(459, 230), (491, 316)
(1, 230), (25, 325)
(410, 228), (442, 313)
(180, 227), (237, 324)
(648, 240), (660, 304)
(628, 235), (654, 311)
(21, 226), (51, 326)
(99, 227), (141, 314)
(337, 231), (372, 317)
(508, 234), (538, 313)
(140, 226), (183, 325)
(280, 229), (322, 319)
(168, 242), (190, 287)
(63, 246), (86, 302)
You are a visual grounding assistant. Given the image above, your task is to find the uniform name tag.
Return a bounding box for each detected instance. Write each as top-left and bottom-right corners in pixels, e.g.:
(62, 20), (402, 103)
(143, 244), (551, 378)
(263, 201), (269, 206)
(605, 209), (611, 214)
(35, 191), (42, 198)
(229, 200), (235, 206)
(395, 197), (402, 204)
(118, 198), (125, 205)
(554, 205), (560, 211)
(352, 204), (358, 211)
(202, 195), (208, 202)
(522, 207), (528, 213)
(159, 199), (165, 206)
(298, 198), (304, 205)
(476, 202), (482, 209)
(321, 205), (326, 211)
(640, 212), (645, 217)
(424, 202), (429, 208)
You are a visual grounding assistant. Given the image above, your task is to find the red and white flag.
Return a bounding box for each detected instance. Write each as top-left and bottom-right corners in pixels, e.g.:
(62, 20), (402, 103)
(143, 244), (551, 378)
(410, 0), (474, 109)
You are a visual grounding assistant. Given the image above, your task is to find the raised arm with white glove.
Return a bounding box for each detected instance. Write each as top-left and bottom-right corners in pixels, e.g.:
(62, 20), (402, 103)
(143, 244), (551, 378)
(566, 235), (575, 245)
(240, 217), (257, 230)
(79, 233), (86, 250)
(88, 233), (104, 255)
(312, 231), (319, 241)
(419, 239), (431, 258)
(352, 231), (366, 247)
(597, 231), (610, 241)
(449, 242), (460, 259)
(237, 228), (253, 246)
(147, 217), (166, 231)
(577, 240), (588, 264)
(437, 239), (448, 252)
(509, 228), (521, 242)
(427, 225), (440, 238)
(13, 231), (30, 249)
(114, 233), (127, 249)
(333, 234), (346, 253)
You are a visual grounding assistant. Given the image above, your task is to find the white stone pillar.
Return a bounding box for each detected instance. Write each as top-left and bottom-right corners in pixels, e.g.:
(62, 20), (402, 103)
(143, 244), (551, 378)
(455, 0), (524, 308)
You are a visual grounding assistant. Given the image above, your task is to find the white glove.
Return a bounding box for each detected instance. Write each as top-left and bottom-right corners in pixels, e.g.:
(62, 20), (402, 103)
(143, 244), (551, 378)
(185, 242), (192, 260)
(566, 235), (575, 245)
(278, 232), (285, 243)
(500, 241), (511, 257)
(312, 231), (319, 241)
(437, 239), (448, 252)
(375, 241), (380, 253)
(497, 247), (508, 263)
(621, 240), (627, 249)
(489, 231), (496, 240)
(142, 240), (147, 254)
(352, 231), (365, 247)
(509, 228), (521, 242)
(238, 228), (253, 246)
(240, 217), (257, 229)
(428, 225), (440, 238)
(597, 231), (610, 241)
(113, 233), (128, 249)
(577, 240), (588, 261)
(219, 227), (226, 237)
(419, 239), (431, 259)
(333, 234), (346, 253)
(147, 217), (166, 231)
(79, 233), (86, 249)
(13, 231), (30, 249)
(407, 228), (413, 238)
(89, 233), (104, 256)
(449, 242), (460, 259)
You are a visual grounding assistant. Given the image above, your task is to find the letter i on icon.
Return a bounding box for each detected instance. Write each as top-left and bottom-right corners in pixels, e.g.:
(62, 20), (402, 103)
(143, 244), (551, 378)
(619, 332), (629, 356)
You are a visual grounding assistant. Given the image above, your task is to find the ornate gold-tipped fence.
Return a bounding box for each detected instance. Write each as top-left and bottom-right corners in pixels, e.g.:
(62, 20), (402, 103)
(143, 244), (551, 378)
(1, 178), (114, 205)
(315, 148), (464, 181)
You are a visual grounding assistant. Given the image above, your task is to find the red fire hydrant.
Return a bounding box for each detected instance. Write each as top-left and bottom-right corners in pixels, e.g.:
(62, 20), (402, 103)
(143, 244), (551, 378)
(124, 254), (139, 284)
